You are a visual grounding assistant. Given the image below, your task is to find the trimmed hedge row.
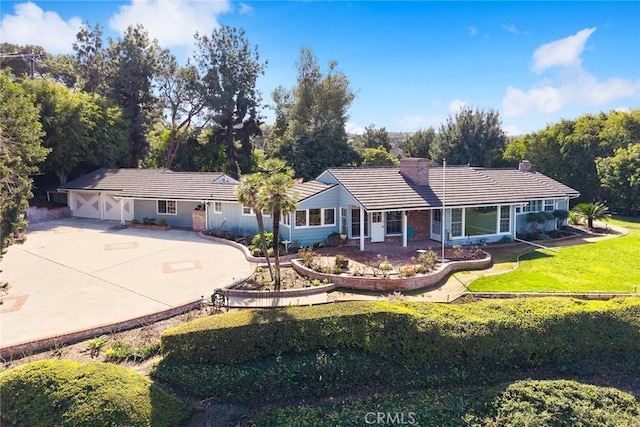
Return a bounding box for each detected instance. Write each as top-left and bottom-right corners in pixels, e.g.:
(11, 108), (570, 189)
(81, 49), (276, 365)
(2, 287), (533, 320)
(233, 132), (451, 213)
(161, 298), (640, 372)
(0, 360), (190, 427)
(251, 379), (640, 426)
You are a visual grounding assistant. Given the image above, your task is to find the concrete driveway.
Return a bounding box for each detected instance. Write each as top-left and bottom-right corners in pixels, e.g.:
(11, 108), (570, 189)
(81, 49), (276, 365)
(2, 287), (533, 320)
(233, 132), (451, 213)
(0, 218), (251, 347)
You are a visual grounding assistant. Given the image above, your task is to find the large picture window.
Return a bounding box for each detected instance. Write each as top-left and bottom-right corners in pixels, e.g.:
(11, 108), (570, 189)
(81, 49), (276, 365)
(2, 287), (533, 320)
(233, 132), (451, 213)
(157, 200), (177, 215)
(465, 206), (497, 236)
(386, 211), (402, 235)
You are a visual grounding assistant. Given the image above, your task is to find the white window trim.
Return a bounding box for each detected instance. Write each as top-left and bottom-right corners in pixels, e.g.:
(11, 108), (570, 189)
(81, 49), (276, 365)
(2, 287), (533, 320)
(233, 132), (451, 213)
(157, 200), (177, 216)
(450, 208), (464, 238)
(294, 207), (336, 228)
(213, 201), (222, 214)
(242, 205), (270, 217)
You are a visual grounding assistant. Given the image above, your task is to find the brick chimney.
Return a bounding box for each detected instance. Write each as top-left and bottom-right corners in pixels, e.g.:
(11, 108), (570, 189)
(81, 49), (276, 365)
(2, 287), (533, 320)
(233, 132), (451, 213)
(400, 158), (429, 185)
(518, 160), (533, 172)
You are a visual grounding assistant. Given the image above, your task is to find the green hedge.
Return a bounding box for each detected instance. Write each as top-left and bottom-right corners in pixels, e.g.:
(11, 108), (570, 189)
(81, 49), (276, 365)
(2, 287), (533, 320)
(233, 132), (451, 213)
(251, 379), (640, 426)
(0, 360), (190, 427)
(161, 298), (640, 372)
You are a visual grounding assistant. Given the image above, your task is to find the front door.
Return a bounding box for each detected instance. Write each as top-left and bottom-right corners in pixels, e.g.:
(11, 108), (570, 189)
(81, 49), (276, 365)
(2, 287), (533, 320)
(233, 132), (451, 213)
(371, 212), (385, 242)
(430, 209), (442, 242)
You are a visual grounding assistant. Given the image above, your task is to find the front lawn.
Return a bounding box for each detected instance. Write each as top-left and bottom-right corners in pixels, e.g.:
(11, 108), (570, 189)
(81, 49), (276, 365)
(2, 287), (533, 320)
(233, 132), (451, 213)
(468, 217), (640, 293)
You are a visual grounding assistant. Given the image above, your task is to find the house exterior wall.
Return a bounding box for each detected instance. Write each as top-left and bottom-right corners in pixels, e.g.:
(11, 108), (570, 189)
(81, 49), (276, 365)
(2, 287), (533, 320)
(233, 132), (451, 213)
(290, 187), (340, 246)
(407, 210), (429, 241)
(133, 199), (200, 228)
(206, 201), (274, 235)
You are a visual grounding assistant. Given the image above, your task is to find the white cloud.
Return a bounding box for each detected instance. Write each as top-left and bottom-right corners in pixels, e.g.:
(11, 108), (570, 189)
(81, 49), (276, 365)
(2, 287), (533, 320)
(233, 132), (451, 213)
(395, 114), (442, 131)
(532, 27), (595, 74)
(0, 2), (83, 54)
(502, 27), (640, 118)
(239, 2), (254, 15)
(469, 26), (478, 37)
(502, 24), (520, 35)
(448, 99), (467, 114)
(615, 106), (631, 113)
(345, 122), (365, 135)
(503, 124), (523, 137)
(109, 0), (231, 48)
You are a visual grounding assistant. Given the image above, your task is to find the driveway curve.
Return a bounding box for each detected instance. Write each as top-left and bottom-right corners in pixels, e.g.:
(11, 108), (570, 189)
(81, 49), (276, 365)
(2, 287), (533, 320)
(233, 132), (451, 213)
(0, 218), (251, 347)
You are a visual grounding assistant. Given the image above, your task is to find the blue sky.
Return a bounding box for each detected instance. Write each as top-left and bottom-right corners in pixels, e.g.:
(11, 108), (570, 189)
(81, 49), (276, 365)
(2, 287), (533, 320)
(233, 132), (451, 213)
(1, 1), (639, 135)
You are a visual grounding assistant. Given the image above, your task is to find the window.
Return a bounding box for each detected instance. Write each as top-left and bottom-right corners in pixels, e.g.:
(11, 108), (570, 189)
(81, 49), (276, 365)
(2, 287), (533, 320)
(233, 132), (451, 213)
(242, 205), (252, 215)
(213, 202), (222, 213)
(450, 208), (463, 237)
(295, 210), (307, 226)
(341, 207), (347, 234)
(522, 200), (543, 213)
(295, 208), (335, 228)
(157, 200), (177, 215)
(544, 199), (555, 211)
(309, 208), (322, 226)
(351, 208), (369, 237)
(281, 210), (290, 226)
(499, 206), (510, 233)
(465, 206), (496, 236)
(386, 211), (402, 235)
(324, 208), (335, 226)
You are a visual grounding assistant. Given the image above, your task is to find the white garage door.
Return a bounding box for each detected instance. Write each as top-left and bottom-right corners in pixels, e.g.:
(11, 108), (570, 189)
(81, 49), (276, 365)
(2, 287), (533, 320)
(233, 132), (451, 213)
(73, 191), (101, 219)
(103, 194), (133, 221)
(73, 192), (134, 221)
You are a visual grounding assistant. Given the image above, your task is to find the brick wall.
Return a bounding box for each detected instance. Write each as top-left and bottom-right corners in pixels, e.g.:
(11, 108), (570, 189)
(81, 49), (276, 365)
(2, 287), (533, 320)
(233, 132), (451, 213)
(400, 158), (429, 185)
(407, 210), (429, 240)
(292, 255), (491, 292)
(26, 206), (70, 224)
(192, 209), (206, 231)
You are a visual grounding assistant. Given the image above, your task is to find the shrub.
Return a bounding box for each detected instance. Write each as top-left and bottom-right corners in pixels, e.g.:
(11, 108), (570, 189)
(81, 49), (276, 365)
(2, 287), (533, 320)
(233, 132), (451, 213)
(251, 231), (274, 251)
(298, 247), (319, 268)
(160, 298), (640, 371)
(130, 218), (139, 225)
(142, 216), (156, 225)
(417, 249), (438, 271)
(466, 379), (640, 426)
(105, 341), (160, 363)
(157, 218), (168, 227)
(0, 360), (190, 427)
(250, 380), (640, 426)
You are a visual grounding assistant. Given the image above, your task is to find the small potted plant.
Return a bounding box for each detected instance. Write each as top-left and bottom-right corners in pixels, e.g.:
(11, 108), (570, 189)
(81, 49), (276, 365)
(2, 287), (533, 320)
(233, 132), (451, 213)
(340, 225), (347, 240)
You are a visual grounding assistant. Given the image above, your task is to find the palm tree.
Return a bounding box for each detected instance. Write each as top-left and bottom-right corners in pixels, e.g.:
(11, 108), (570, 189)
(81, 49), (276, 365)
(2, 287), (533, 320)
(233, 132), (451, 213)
(259, 172), (297, 290)
(236, 173), (272, 280)
(572, 202), (611, 229)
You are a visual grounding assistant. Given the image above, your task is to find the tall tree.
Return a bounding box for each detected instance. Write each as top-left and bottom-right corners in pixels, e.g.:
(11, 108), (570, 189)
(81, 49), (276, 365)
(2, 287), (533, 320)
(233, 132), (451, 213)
(22, 79), (129, 184)
(404, 127), (436, 158)
(107, 25), (160, 167)
(258, 169), (297, 290)
(353, 124), (391, 153)
(236, 173), (272, 280)
(194, 26), (265, 179)
(156, 50), (204, 169)
(0, 72), (48, 257)
(430, 107), (507, 166)
(362, 145), (399, 166)
(596, 143), (640, 215)
(73, 23), (108, 94)
(268, 48), (358, 180)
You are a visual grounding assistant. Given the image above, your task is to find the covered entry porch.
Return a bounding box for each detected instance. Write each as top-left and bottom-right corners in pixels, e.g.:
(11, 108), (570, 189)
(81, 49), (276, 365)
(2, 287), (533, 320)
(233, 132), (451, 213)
(345, 206), (444, 251)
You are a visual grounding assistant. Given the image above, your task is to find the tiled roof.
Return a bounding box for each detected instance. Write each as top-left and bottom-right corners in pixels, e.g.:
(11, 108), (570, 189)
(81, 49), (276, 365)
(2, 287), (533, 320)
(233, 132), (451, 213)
(294, 180), (337, 202)
(59, 168), (238, 201)
(324, 165), (579, 211)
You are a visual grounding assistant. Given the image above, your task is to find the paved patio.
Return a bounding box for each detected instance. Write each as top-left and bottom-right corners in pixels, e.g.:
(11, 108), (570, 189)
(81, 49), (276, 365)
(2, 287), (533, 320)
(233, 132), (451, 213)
(0, 218), (252, 348)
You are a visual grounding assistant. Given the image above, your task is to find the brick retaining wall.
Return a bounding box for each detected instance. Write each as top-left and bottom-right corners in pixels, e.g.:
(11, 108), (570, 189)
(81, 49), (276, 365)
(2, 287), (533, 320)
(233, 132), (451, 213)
(26, 206), (70, 224)
(292, 253), (492, 292)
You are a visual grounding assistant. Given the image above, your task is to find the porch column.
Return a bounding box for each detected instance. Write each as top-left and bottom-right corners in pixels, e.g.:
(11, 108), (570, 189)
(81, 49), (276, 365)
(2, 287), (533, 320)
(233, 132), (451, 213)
(204, 202), (209, 230)
(119, 198), (125, 225)
(360, 206), (365, 251)
(402, 211), (408, 247)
